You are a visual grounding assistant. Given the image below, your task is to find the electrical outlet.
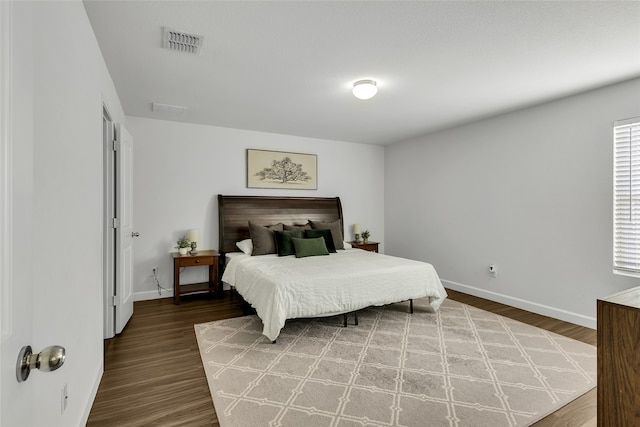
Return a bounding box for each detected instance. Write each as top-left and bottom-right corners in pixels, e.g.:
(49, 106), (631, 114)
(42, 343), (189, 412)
(489, 264), (498, 278)
(61, 383), (68, 414)
(152, 267), (157, 275)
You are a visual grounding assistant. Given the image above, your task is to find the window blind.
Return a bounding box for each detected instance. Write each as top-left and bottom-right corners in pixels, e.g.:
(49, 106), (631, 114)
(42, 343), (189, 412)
(614, 117), (640, 274)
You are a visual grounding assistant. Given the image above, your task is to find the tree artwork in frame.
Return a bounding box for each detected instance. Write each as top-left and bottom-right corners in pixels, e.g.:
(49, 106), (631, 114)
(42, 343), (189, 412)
(247, 149), (317, 190)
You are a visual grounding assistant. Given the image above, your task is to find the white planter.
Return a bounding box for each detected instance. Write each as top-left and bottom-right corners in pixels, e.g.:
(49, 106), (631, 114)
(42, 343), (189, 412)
(178, 247), (189, 255)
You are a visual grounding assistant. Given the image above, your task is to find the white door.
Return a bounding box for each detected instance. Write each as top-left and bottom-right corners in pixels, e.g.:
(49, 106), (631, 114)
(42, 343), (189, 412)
(1, 1), (34, 424)
(115, 124), (134, 334)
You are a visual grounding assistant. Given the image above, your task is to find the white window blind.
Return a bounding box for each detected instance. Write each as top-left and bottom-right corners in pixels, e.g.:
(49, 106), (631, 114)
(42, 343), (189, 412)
(614, 116), (640, 274)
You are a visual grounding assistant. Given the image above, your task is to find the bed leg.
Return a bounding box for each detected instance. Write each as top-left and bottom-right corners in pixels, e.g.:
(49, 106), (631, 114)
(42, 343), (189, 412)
(354, 311), (358, 326)
(343, 313), (348, 327)
(409, 299), (414, 314)
(272, 340), (276, 344)
(242, 300), (249, 315)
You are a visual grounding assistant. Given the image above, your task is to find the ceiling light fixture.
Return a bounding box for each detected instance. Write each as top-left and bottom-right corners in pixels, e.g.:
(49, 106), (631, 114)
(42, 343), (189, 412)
(352, 79), (378, 100)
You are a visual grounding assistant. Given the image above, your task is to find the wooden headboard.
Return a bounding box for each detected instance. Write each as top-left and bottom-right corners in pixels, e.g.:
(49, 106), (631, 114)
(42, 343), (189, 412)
(218, 195), (344, 256)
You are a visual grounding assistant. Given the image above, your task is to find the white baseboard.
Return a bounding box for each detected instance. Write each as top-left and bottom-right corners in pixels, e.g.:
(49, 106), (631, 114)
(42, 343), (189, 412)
(133, 289), (171, 301)
(133, 283), (231, 302)
(136, 280), (596, 328)
(80, 362), (103, 426)
(442, 279), (596, 330)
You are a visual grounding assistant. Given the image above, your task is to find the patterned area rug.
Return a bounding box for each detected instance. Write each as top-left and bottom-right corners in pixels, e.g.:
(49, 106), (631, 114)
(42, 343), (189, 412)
(194, 299), (596, 427)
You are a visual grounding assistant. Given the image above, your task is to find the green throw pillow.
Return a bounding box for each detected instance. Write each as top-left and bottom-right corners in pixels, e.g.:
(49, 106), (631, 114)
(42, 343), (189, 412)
(292, 237), (330, 258)
(274, 230), (303, 256)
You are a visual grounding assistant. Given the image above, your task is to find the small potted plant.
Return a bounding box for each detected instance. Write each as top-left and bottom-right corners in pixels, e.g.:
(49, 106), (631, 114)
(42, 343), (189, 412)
(361, 230), (371, 243)
(176, 236), (190, 255)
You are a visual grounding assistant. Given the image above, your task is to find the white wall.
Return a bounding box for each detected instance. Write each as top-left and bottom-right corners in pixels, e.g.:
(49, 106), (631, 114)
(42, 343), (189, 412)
(385, 78), (640, 329)
(22, 2), (125, 425)
(126, 116), (385, 300)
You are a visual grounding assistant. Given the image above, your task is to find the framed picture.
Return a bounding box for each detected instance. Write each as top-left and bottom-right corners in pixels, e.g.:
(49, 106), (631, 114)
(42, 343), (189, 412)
(247, 149), (317, 190)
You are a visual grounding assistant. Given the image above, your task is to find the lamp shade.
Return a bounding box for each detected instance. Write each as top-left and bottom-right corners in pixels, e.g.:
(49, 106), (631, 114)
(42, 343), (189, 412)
(352, 224), (361, 234)
(352, 80), (378, 100)
(187, 229), (198, 244)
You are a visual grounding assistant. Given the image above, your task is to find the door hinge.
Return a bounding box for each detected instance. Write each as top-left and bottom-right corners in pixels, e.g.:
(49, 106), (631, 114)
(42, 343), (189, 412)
(112, 295), (119, 307)
(112, 140), (120, 151)
(112, 218), (120, 229)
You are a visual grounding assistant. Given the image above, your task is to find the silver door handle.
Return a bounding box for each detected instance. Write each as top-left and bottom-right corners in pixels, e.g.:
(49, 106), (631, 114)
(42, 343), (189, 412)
(16, 345), (66, 382)
(132, 232), (140, 237)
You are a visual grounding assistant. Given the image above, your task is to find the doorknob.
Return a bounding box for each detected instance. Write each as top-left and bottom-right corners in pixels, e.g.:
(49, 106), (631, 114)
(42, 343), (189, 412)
(16, 345), (66, 382)
(131, 232), (140, 237)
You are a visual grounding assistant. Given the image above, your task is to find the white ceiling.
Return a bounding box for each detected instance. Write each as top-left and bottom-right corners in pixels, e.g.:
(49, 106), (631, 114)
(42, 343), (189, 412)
(84, 1), (640, 145)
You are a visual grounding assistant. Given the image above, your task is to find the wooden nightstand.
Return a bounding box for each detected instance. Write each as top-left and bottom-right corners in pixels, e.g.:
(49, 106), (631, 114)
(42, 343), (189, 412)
(172, 250), (219, 304)
(350, 241), (379, 253)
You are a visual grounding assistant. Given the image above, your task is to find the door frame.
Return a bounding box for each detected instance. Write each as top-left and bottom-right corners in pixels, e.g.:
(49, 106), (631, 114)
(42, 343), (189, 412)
(102, 105), (115, 339)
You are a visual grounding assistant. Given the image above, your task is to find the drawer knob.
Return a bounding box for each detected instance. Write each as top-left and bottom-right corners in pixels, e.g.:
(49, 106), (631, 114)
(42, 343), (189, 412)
(195, 259), (200, 263)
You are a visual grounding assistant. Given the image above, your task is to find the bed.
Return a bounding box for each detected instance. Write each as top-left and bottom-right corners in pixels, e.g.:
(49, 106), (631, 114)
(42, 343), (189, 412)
(218, 195), (447, 341)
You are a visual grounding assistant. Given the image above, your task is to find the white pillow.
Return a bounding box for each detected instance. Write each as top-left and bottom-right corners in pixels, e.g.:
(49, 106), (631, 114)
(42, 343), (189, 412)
(343, 241), (352, 249)
(236, 239), (253, 255)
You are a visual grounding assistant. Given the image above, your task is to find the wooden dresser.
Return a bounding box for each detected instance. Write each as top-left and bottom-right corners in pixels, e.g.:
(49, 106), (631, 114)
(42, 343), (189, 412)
(597, 286), (640, 427)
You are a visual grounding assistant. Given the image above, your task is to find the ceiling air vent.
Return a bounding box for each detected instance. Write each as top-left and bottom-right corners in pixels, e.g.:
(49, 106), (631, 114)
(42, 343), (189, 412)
(163, 27), (203, 54)
(152, 103), (188, 115)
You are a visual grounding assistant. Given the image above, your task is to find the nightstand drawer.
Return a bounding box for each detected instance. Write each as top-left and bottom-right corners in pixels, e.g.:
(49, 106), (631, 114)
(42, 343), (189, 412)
(176, 256), (214, 267)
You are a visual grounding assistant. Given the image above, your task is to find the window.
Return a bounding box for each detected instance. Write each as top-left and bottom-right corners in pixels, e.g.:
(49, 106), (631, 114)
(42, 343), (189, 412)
(614, 116), (640, 275)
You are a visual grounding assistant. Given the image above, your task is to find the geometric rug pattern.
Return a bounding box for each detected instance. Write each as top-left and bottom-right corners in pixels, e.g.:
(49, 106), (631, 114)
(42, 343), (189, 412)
(195, 298), (596, 427)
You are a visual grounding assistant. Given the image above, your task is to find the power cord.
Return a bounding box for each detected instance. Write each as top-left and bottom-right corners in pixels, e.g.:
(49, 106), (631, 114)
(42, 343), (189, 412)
(153, 268), (172, 296)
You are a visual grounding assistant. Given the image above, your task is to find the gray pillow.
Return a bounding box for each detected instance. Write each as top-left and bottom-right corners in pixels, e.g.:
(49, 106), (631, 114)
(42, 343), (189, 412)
(292, 237), (330, 258)
(249, 222), (284, 256)
(309, 219), (344, 250)
(284, 223), (311, 231)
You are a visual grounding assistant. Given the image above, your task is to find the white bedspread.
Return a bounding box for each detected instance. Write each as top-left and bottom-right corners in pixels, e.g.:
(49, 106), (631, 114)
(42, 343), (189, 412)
(222, 249), (448, 341)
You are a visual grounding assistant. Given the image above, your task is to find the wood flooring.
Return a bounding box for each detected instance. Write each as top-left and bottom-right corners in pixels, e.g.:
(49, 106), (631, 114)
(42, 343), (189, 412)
(87, 289), (596, 426)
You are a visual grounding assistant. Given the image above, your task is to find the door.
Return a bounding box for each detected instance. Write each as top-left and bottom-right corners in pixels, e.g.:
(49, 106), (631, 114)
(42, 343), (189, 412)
(1, 1), (34, 424)
(114, 124), (134, 334)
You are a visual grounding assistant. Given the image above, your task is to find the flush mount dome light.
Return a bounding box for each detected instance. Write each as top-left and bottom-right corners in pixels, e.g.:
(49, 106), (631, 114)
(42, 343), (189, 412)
(352, 79), (378, 100)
